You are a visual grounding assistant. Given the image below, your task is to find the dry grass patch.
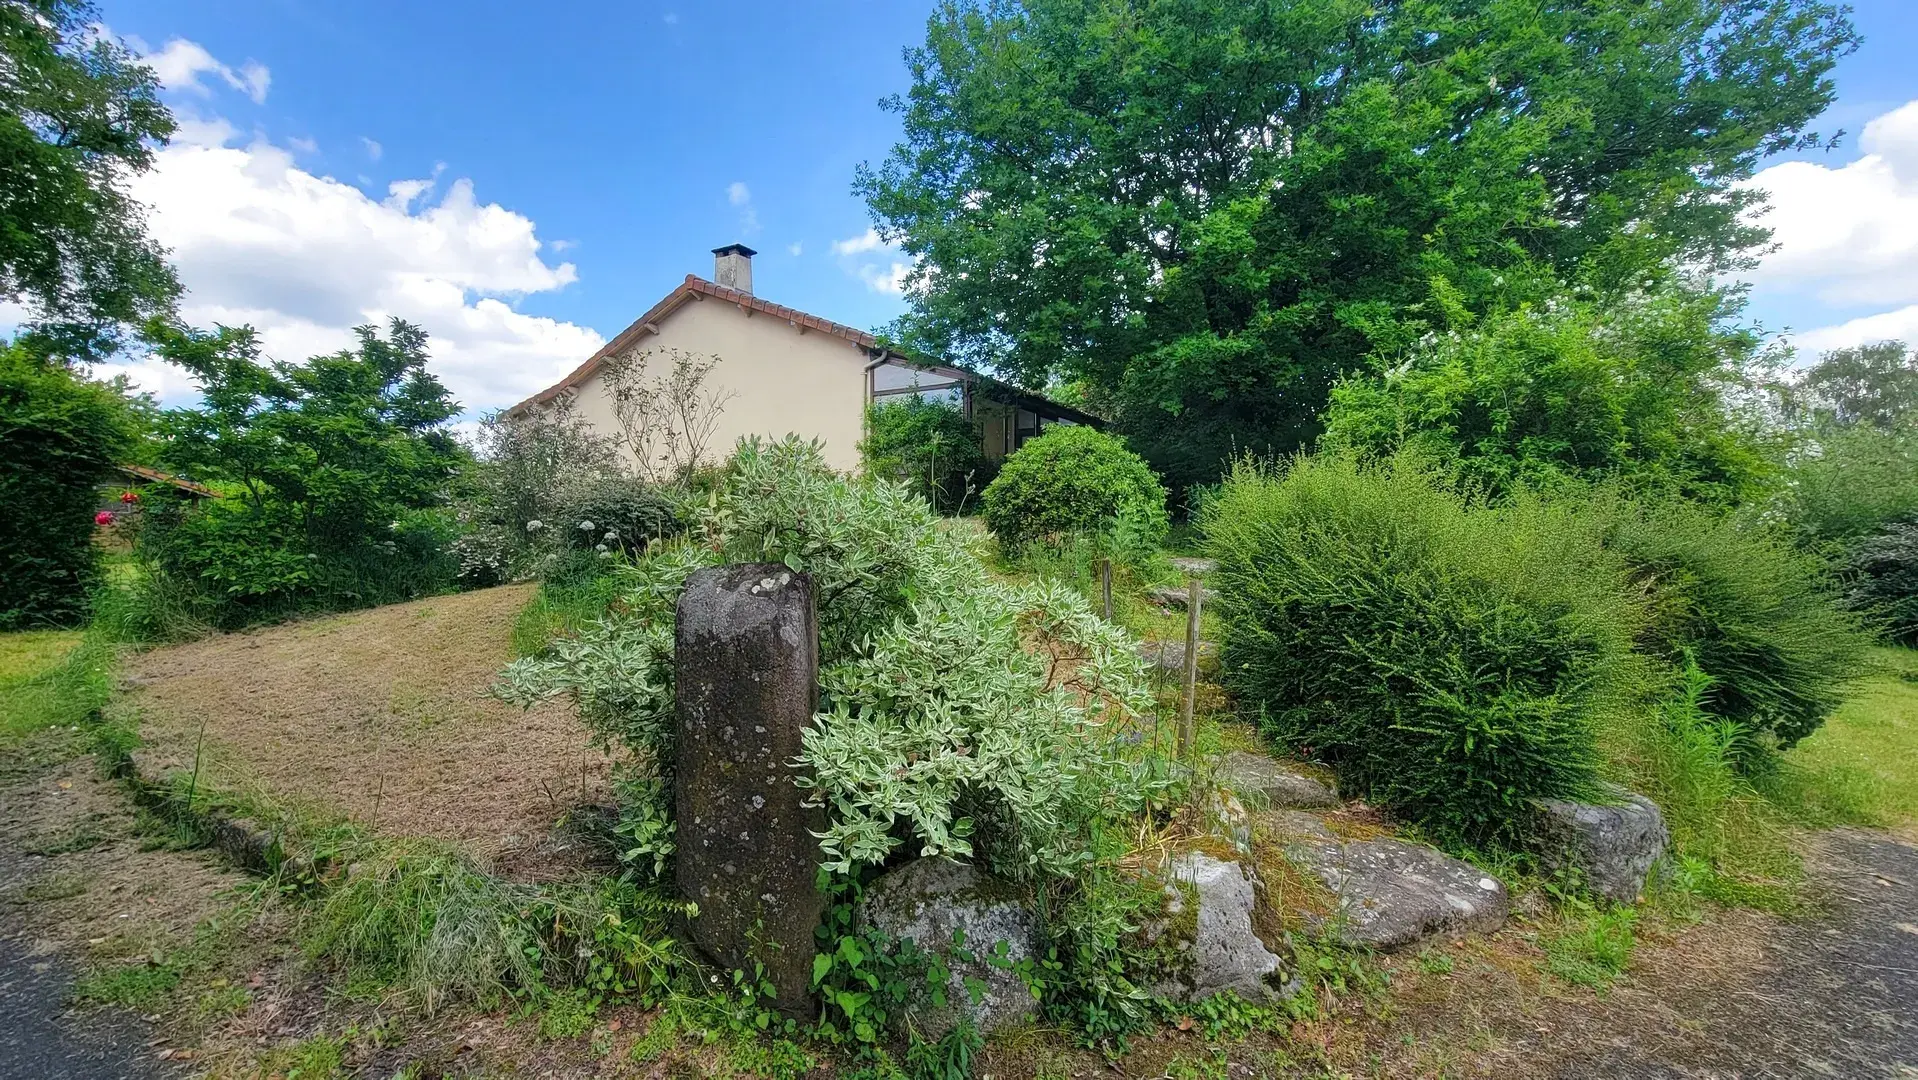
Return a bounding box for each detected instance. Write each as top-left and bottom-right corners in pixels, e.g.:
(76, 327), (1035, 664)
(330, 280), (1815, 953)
(120, 585), (616, 879)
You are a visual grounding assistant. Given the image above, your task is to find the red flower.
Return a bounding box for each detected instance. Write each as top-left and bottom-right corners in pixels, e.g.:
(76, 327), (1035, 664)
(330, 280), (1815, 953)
(95, 511), (116, 526)
(120, 490), (138, 504)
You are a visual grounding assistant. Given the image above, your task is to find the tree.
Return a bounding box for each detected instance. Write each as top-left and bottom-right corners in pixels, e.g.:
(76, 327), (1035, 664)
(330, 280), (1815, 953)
(1, 1), (179, 357)
(1794, 341), (1918, 430)
(145, 319), (468, 625)
(0, 339), (142, 626)
(858, 396), (990, 513)
(1321, 285), (1778, 505)
(860, 0), (1857, 487)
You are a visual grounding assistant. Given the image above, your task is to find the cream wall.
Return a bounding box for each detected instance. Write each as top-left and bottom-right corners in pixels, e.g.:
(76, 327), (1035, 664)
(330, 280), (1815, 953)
(562, 296), (871, 474)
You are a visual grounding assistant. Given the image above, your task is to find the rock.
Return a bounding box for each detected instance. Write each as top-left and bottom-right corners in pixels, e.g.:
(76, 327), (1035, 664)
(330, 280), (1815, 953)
(858, 859), (1040, 1039)
(674, 564), (826, 1018)
(1138, 639), (1219, 675)
(1287, 838), (1509, 952)
(1216, 751), (1339, 809)
(1149, 854), (1289, 1003)
(1168, 557), (1219, 577)
(1253, 809), (1336, 842)
(1532, 786), (1670, 904)
(1147, 584), (1219, 611)
(1205, 788), (1253, 853)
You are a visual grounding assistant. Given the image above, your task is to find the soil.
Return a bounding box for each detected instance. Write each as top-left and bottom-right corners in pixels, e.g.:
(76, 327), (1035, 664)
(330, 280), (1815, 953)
(120, 585), (618, 880)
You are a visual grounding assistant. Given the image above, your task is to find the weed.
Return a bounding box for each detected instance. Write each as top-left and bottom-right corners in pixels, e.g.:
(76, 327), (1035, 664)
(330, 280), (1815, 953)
(629, 1012), (680, 1065)
(1166, 1047), (1231, 1080)
(534, 987), (599, 1040)
(903, 1021), (983, 1080)
(1187, 991), (1282, 1041)
(1542, 904), (1637, 989)
(193, 983), (252, 1021)
(1415, 948), (1455, 976)
(72, 960), (182, 1009)
(256, 1032), (347, 1079)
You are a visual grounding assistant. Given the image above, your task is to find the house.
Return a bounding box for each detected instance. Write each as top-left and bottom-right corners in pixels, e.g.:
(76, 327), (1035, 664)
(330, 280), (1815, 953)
(506, 244), (1097, 474)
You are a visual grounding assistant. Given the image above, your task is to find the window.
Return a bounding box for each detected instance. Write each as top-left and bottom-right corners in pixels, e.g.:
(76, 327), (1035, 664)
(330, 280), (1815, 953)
(1014, 408), (1040, 449)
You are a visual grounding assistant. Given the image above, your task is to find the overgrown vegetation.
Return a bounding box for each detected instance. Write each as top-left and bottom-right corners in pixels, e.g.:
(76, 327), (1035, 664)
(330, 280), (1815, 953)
(860, 396), (990, 514)
(0, 343), (144, 627)
(137, 320), (467, 629)
(1203, 453), (1646, 842)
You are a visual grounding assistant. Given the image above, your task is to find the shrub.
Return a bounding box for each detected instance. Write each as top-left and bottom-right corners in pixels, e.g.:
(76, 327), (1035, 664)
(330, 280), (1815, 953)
(980, 426), (1167, 551)
(553, 477), (681, 556)
(1321, 288), (1777, 507)
(859, 397), (991, 513)
(497, 436), (1167, 882)
(143, 320), (468, 627)
(1782, 423), (1918, 546)
(1841, 522), (1918, 644)
(1201, 453), (1650, 842)
(0, 345), (141, 627)
(1598, 496), (1869, 754)
(451, 399), (629, 586)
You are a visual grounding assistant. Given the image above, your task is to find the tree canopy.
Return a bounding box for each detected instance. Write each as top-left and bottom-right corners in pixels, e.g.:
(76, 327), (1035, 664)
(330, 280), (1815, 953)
(1793, 341), (1918, 431)
(861, 0), (1858, 487)
(1, 1), (179, 357)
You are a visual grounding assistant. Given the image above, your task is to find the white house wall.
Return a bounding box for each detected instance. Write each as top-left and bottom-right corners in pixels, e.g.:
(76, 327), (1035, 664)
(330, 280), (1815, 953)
(564, 295), (871, 474)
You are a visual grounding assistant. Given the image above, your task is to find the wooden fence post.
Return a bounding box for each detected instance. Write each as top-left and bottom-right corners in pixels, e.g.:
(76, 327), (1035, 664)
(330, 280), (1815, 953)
(1178, 576), (1202, 758)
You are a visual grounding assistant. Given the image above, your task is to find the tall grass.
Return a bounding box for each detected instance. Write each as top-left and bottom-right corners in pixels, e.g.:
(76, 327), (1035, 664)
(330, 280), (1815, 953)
(510, 574), (625, 657)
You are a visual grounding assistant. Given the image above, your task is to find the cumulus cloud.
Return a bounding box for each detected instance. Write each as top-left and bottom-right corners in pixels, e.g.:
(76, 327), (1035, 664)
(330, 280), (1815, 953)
(139, 38), (271, 103)
(831, 227), (911, 294)
(725, 181), (759, 235)
(832, 227), (888, 256)
(1744, 100), (1918, 313)
(103, 49), (602, 413)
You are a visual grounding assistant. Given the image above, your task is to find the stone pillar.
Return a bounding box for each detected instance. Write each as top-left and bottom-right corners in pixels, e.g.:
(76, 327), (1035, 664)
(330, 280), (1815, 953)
(674, 563), (824, 1017)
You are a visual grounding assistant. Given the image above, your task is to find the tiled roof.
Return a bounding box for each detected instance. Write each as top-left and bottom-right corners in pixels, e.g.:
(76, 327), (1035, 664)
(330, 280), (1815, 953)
(506, 275), (879, 414)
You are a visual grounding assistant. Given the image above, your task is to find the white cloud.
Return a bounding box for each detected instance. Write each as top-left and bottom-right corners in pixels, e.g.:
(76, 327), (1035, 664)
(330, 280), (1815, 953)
(141, 38), (271, 104)
(832, 227), (888, 256)
(725, 181), (759, 235)
(1743, 100), (1918, 310)
(857, 261), (911, 296)
(831, 227), (911, 294)
(788, 242), (803, 256)
(286, 134), (318, 155)
(116, 83), (601, 412)
(360, 136), (383, 161)
(1788, 306), (1918, 354)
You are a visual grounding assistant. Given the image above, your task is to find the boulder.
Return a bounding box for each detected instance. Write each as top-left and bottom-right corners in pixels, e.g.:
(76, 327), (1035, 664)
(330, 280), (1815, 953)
(1147, 584), (1219, 611)
(857, 859), (1040, 1039)
(1138, 639), (1219, 675)
(1287, 838), (1508, 952)
(1148, 853), (1290, 1003)
(1532, 786), (1670, 904)
(1217, 751), (1339, 810)
(1168, 557), (1219, 577)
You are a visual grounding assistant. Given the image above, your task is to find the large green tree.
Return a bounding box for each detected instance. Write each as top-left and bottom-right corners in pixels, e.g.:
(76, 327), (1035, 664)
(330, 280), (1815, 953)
(1, 0), (178, 357)
(145, 320), (469, 625)
(860, 0), (1857, 486)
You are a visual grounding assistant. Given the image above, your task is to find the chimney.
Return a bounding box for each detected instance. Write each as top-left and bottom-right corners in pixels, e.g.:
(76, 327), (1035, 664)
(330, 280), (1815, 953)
(712, 243), (756, 294)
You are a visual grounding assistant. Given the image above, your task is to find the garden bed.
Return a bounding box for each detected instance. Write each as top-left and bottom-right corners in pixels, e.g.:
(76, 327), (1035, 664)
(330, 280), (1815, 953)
(119, 584), (616, 881)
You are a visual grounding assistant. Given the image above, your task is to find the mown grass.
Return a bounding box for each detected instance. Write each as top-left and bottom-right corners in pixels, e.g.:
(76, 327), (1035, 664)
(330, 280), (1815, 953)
(1765, 646), (1918, 834)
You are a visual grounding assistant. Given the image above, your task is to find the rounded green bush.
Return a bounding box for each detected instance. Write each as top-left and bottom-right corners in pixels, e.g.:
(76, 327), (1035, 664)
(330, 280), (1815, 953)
(980, 426), (1167, 550)
(1202, 453), (1650, 843)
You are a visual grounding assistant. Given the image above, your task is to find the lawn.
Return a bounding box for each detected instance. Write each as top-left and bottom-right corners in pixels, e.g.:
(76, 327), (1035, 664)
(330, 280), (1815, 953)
(1776, 646), (1918, 837)
(0, 628), (86, 739)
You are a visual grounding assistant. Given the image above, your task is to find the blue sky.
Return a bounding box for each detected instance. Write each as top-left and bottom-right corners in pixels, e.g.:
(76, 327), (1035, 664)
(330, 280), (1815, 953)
(85, 0), (1918, 413)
